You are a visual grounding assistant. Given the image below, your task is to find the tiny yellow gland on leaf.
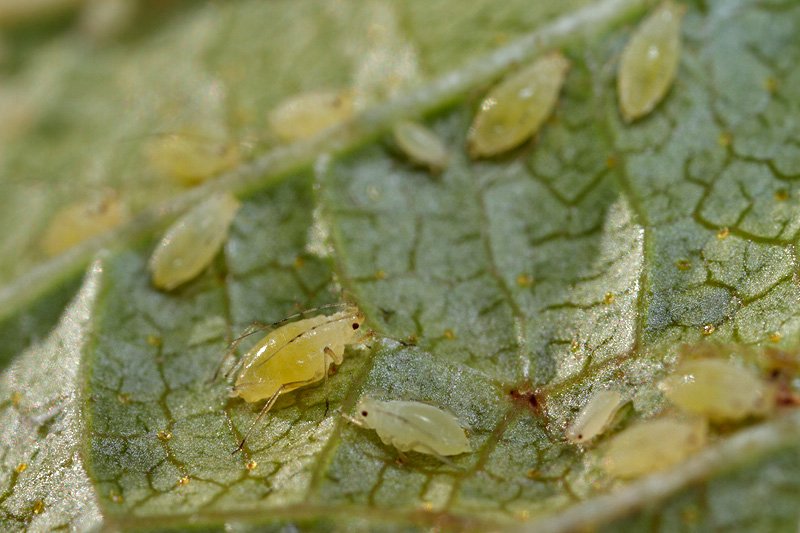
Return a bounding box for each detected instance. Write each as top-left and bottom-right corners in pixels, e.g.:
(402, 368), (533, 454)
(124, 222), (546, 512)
(603, 418), (706, 478)
(145, 133), (240, 187)
(268, 90), (354, 142)
(40, 191), (127, 257)
(659, 359), (775, 422)
(148, 192), (241, 291)
(617, 0), (686, 122)
(468, 51), (570, 158)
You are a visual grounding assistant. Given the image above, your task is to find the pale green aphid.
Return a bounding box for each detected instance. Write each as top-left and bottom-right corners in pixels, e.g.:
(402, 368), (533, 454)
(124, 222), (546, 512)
(148, 192), (240, 290)
(617, 0), (686, 122)
(392, 121), (450, 172)
(468, 51), (570, 158)
(659, 359), (775, 423)
(603, 417), (707, 479)
(566, 389), (624, 444)
(268, 89), (354, 142)
(349, 398), (471, 458)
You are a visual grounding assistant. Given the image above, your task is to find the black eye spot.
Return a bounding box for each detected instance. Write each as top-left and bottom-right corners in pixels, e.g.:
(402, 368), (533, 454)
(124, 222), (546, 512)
(352, 323), (360, 330)
(361, 410), (368, 417)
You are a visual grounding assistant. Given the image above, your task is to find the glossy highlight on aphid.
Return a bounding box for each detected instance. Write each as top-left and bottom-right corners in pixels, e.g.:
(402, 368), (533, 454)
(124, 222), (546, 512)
(468, 51), (570, 158)
(566, 389), (623, 444)
(348, 398), (471, 458)
(617, 0), (685, 122)
(148, 192), (240, 290)
(392, 120), (449, 172)
(225, 305), (367, 452)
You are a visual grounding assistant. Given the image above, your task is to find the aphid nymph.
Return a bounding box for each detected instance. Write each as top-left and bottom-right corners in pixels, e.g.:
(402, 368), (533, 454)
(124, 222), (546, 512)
(566, 389), (624, 444)
(345, 398), (471, 461)
(224, 304), (368, 452)
(148, 192), (240, 291)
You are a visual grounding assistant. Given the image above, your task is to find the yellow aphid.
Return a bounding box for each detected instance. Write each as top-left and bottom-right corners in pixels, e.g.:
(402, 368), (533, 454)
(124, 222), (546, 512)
(227, 305), (367, 452)
(617, 0), (686, 122)
(603, 418), (706, 479)
(268, 90), (354, 142)
(40, 191), (127, 257)
(145, 133), (240, 186)
(349, 398), (471, 457)
(392, 121), (450, 172)
(468, 51), (570, 158)
(659, 359), (774, 423)
(148, 192), (240, 290)
(566, 390), (624, 444)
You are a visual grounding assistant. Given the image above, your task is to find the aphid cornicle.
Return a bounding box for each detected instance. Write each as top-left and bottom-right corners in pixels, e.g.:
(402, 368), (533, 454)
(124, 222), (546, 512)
(347, 398), (471, 459)
(148, 192), (240, 290)
(226, 305), (367, 452)
(617, 0), (686, 122)
(565, 389), (624, 444)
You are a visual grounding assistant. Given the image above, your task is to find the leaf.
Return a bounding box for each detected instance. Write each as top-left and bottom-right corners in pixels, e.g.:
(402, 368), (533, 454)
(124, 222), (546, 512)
(2, 0), (800, 531)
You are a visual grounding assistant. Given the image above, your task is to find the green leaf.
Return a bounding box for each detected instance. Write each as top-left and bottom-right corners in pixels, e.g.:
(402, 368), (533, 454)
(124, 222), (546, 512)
(2, 0), (800, 530)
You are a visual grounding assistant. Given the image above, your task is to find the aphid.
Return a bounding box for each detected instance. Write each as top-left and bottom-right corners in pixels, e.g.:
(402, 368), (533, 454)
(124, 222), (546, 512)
(40, 190), (127, 257)
(268, 90), (354, 142)
(467, 51), (570, 158)
(225, 305), (367, 452)
(148, 192), (240, 291)
(659, 359), (774, 423)
(565, 389), (624, 444)
(392, 121), (450, 172)
(603, 418), (706, 479)
(145, 133), (240, 186)
(617, 0), (686, 122)
(346, 398), (471, 459)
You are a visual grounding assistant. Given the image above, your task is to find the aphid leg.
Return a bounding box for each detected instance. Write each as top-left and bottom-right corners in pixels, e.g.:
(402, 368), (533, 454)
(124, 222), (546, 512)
(232, 385), (284, 454)
(323, 346), (336, 417)
(406, 442), (461, 469)
(340, 411), (365, 427)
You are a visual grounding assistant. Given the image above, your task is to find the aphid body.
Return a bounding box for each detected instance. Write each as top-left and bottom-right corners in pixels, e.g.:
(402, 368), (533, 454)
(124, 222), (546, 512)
(145, 133), (240, 186)
(41, 191), (127, 257)
(468, 51), (570, 158)
(148, 192), (240, 290)
(566, 389), (624, 444)
(352, 398), (471, 457)
(268, 90), (354, 142)
(617, 0), (686, 122)
(659, 359), (774, 423)
(392, 121), (449, 172)
(231, 306), (367, 404)
(603, 418), (706, 479)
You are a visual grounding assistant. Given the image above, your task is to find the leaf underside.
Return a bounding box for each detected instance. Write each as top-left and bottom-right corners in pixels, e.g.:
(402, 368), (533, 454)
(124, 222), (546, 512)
(2, 0), (800, 531)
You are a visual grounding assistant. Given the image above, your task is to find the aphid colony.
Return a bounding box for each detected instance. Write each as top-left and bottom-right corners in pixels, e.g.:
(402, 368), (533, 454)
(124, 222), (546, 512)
(563, 344), (790, 480)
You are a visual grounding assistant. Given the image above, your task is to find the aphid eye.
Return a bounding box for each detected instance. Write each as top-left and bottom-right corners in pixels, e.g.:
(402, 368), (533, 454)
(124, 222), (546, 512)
(352, 323), (360, 330)
(361, 410), (369, 417)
